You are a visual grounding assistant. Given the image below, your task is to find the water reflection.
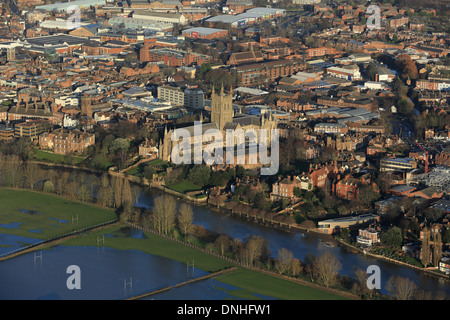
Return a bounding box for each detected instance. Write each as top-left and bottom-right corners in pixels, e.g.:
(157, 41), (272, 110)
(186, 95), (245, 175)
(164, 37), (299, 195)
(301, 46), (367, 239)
(0, 245), (208, 300)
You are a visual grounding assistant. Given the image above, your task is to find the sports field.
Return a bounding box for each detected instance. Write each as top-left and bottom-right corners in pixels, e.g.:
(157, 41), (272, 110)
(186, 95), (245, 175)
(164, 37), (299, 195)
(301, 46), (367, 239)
(0, 188), (117, 241)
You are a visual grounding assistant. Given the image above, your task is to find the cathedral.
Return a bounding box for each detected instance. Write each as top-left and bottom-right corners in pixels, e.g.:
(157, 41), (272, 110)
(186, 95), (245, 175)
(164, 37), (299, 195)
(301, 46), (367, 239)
(158, 84), (277, 168)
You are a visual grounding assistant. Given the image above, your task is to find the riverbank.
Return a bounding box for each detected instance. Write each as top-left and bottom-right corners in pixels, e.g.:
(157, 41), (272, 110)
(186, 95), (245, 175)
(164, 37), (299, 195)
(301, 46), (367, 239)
(335, 237), (450, 282)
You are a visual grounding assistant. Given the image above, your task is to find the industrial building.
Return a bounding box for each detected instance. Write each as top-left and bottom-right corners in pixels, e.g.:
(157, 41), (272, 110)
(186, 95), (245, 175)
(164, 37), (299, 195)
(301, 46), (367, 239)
(206, 7), (286, 28)
(182, 27), (229, 39)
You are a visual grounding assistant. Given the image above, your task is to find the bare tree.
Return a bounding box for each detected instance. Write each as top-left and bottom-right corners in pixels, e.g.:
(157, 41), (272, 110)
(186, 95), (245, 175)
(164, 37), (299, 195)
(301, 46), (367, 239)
(275, 247), (294, 275)
(177, 202), (194, 236)
(23, 162), (41, 190)
(5, 155), (23, 188)
(121, 178), (133, 214)
(352, 268), (370, 298)
(241, 236), (269, 267)
(97, 173), (114, 207)
(312, 252), (342, 288)
(214, 234), (232, 256)
(289, 258), (302, 277)
(113, 176), (123, 209)
(386, 276), (417, 300)
(152, 195), (177, 235)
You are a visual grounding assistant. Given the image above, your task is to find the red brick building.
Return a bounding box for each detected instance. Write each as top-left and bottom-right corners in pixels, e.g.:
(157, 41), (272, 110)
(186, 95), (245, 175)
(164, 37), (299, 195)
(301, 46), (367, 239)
(332, 173), (376, 201)
(232, 59), (305, 86)
(39, 128), (95, 155)
(305, 47), (339, 59)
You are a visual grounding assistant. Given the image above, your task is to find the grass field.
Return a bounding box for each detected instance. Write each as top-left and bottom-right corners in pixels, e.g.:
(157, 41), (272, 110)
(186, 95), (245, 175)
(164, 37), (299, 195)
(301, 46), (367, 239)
(31, 149), (85, 165)
(215, 268), (350, 300)
(167, 181), (203, 194)
(0, 188), (117, 241)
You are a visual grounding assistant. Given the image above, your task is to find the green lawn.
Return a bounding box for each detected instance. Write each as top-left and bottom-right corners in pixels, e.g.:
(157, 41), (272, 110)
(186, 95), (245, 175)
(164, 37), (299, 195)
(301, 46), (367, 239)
(125, 166), (143, 176)
(147, 159), (170, 168)
(31, 149), (85, 165)
(0, 188), (117, 241)
(167, 181), (203, 194)
(214, 268), (350, 300)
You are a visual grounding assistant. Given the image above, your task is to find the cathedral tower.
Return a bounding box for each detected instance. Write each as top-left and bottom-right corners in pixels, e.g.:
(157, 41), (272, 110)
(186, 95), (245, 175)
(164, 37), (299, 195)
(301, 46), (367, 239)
(210, 84), (233, 131)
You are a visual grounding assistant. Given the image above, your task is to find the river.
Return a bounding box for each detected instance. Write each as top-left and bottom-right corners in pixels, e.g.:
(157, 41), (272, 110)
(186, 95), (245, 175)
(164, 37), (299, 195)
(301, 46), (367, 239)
(137, 187), (450, 298)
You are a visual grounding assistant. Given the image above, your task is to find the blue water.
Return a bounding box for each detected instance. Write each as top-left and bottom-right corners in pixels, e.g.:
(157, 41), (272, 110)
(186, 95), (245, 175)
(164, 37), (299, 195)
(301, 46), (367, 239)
(49, 218), (68, 224)
(0, 245), (209, 300)
(0, 222), (23, 229)
(0, 233), (42, 257)
(17, 209), (43, 215)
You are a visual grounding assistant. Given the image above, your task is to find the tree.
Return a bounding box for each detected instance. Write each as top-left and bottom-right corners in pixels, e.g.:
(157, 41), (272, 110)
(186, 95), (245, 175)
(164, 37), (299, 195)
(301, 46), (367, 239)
(214, 234), (232, 256)
(43, 180), (54, 193)
(144, 166), (156, 180)
(23, 162), (41, 190)
(381, 226), (403, 248)
(358, 185), (380, 209)
(187, 165), (211, 187)
(293, 187), (302, 198)
(121, 178), (133, 214)
(97, 173), (114, 207)
(352, 268), (371, 298)
(241, 235), (270, 267)
(5, 155), (23, 188)
(152, 195), (177, 235)
(386, 275), (417, 300)
(110, 138), (130, 154)
(113, 176), (123, 209)
(275, 248), (294, 275)
(396, 54), (419, 80)
(177, 202), (194, 236)
(312, 252), (342, 288)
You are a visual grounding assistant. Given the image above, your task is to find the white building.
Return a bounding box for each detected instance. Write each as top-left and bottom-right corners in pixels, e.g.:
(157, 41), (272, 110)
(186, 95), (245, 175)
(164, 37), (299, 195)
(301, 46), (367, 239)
(55, 95), (79, 107)
(326, 66), (362, 81)
(63, 114), (80, 129)
(132, 11), (187, 25)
